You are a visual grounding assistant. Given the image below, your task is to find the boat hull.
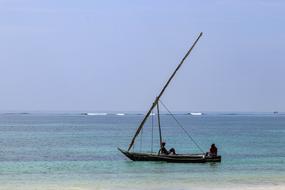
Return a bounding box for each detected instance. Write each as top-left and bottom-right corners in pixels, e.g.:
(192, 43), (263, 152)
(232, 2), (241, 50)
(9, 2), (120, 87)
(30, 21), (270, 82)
(118, 148), (221, 163)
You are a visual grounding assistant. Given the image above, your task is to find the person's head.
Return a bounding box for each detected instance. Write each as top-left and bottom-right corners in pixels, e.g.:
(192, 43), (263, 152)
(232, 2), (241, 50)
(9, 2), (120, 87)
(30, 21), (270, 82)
(211, 144), (215, 147)
(161, 142), (166, 147)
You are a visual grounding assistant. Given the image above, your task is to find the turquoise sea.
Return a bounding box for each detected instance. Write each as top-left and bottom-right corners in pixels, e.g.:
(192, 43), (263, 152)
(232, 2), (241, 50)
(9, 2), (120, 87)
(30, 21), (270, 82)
(0, 113), (284, 190)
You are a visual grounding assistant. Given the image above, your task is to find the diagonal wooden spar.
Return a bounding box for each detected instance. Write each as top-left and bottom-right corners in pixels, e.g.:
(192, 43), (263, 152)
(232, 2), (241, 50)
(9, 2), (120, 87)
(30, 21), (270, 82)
(127, 32), (203, 151)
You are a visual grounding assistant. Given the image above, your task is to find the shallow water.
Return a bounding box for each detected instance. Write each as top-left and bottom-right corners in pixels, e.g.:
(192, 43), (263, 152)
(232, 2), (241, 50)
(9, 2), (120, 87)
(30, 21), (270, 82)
(0, 113), (284, 189)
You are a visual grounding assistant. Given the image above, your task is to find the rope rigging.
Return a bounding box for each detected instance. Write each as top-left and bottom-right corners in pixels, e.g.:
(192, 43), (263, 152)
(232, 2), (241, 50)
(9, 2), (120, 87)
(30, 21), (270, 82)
(159, 100), (205, 153)
(140, 122), (143, 152)
(134, 100), (205, 154)
(151, 111), (154, 153)
(138, 111), (155, 153)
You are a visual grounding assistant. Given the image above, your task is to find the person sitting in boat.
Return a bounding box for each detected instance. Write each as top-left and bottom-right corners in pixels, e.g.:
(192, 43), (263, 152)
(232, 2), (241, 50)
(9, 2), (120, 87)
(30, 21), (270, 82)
(209, 144), (218, 156)
(159, 142), (176, 155)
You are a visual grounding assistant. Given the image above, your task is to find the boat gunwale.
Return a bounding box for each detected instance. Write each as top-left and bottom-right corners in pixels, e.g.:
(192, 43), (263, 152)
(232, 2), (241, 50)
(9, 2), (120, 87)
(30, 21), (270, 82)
(118, 148), (221, 159)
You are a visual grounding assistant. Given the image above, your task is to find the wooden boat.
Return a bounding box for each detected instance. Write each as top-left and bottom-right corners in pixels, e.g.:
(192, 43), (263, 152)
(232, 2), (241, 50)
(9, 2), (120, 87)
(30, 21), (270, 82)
(118, 148), (221, 163)
(118, 32), (221, 163)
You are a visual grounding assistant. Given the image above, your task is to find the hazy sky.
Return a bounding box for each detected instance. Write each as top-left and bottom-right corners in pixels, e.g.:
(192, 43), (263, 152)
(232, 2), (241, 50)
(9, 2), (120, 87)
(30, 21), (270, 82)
(0, 0), (284, 112)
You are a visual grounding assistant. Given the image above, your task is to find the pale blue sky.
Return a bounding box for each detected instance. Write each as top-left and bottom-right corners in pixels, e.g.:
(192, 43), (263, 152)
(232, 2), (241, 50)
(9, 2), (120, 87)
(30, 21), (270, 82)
(0, 0), (284, 112)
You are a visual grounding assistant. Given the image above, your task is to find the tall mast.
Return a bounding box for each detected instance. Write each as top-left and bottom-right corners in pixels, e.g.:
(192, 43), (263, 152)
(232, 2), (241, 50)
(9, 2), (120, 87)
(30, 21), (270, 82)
(127, 32), (203, 151)
(156, 102), (163, 149)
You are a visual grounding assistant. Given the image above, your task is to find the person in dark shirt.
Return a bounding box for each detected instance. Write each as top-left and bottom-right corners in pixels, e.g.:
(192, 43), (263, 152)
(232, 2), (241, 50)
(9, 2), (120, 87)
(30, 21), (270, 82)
(159, 142), (176, 155)
(209, 144), (218, 156)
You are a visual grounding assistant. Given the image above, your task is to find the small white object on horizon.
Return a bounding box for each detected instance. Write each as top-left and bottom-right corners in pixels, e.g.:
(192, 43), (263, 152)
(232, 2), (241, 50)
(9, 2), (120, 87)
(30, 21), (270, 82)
(190, 112), (203, 116)
(116, 113), (125, 116)
(85, 113), (108, 116)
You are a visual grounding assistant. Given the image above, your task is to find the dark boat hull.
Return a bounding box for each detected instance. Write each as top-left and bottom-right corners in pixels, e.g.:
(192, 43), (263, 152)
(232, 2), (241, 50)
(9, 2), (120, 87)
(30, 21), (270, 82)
(118, 148), (221, 163)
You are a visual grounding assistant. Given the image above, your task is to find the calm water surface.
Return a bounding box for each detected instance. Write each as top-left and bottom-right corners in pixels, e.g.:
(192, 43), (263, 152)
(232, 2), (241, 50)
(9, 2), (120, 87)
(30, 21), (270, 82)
(0, 113), (284, 189)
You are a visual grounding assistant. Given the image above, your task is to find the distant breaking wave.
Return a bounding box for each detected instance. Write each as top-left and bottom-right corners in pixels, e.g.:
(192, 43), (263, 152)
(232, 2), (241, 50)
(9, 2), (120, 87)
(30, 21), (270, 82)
(82, 113), (108, 116)
(116, 113), (125, 116)
(189, 112), (203, 116)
